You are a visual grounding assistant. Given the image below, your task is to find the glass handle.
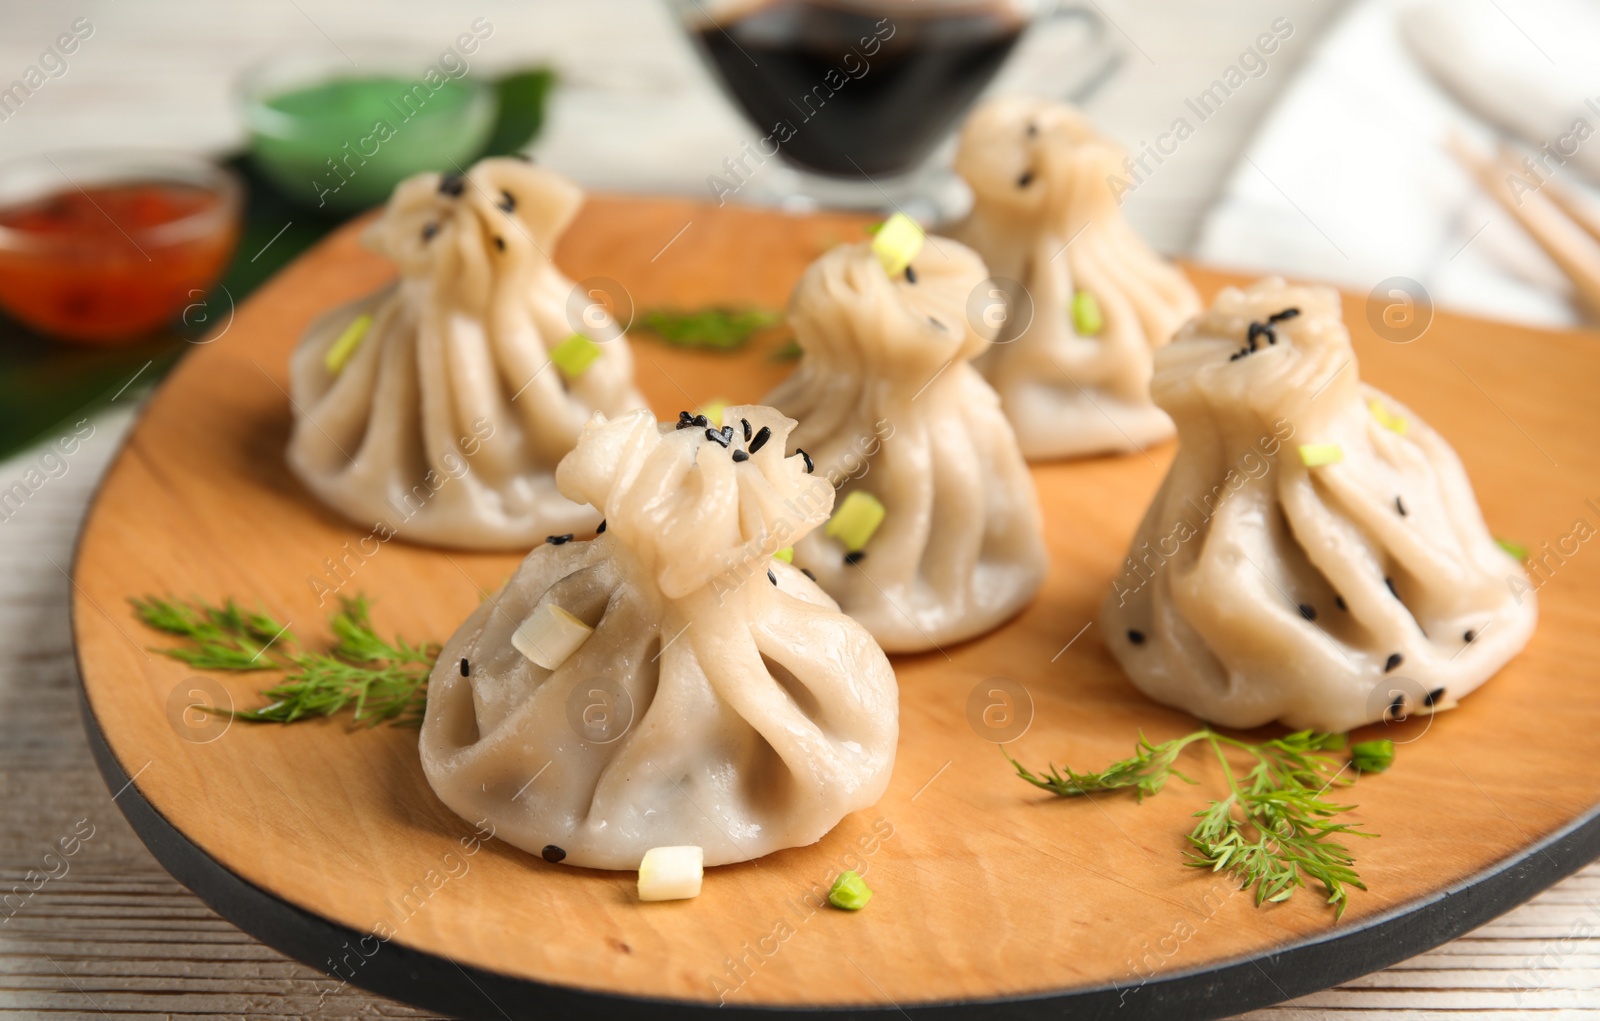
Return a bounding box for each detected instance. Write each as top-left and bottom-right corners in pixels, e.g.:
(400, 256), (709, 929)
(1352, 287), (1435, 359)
(1022, 3), (1123, 106)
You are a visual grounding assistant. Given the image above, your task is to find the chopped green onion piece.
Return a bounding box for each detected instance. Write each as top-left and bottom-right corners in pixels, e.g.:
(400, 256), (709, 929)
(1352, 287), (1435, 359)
(1298, 443), (1344, 467)
(1071, 290), (1103, 336)
(826, 491), (886, 553)
(864, 221), (884, 235)
(511, 603), (593, 670)
(1368, 398), (1408, 435)
(638, 845), (703, 901)
(698, 399), (728, 425)
(871, 212), (923, 277)
(827, 870), (872, 910)
(1350, 739), (1395, 774)
(324, 312), (373, 376)
(1496, 537), (1529, 561)
(773, 547), (794, 563)
(550, 334), (602, 378)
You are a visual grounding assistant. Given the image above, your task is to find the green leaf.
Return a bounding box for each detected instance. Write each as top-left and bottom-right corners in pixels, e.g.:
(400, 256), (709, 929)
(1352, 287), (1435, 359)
(479, 67), (557, 157)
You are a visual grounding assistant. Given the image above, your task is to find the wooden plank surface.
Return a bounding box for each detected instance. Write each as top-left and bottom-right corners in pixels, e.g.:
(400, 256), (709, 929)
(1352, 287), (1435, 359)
(52, 192), (1600, 1016)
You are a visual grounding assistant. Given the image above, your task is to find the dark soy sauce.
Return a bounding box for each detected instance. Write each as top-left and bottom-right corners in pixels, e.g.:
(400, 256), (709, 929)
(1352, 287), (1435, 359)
(695, 0), (1026, 178)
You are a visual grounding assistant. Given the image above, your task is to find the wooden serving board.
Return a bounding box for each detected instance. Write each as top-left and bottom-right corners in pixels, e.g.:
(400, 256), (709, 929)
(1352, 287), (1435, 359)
(71, 195), (1600, 1020)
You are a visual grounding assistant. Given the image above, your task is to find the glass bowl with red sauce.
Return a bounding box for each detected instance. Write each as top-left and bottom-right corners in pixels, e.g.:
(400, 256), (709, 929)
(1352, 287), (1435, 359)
(0, 149), (241, 344)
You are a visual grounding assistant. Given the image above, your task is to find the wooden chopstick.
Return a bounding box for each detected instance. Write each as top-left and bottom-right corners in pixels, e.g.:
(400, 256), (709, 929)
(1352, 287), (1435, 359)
(1447, 134), (1600, 320)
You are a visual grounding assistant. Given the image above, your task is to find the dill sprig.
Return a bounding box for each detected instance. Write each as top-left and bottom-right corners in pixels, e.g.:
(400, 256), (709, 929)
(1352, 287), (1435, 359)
(131, 594), (436, 727)
(639, 307), (782, 350)
(1009, 728), (1376, 917)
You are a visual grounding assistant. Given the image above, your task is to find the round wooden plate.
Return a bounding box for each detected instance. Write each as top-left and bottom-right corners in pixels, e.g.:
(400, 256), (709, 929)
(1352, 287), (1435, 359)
(72, 195), (1600, 1020)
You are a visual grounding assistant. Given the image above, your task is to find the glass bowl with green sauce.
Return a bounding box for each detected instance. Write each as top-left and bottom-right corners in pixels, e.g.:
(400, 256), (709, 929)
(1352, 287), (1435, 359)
(240, 43), (499, 212)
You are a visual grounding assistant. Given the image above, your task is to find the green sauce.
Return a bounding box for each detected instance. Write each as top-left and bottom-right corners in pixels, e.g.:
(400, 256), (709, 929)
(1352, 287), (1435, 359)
(249, 74), (495, 212)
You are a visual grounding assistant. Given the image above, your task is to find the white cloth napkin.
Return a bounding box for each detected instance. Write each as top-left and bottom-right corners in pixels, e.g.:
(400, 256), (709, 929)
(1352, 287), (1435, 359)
(1195, 0), (1600, 328)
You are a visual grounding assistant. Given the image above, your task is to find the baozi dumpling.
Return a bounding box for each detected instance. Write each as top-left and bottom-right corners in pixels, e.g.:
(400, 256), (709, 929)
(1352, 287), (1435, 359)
(952, 96), (1201, 460)
(418, 406), (898, 869)
(764, 235), (1048, 653)
(1100, 278), (1536, 732)
(287, 157), (648, 550)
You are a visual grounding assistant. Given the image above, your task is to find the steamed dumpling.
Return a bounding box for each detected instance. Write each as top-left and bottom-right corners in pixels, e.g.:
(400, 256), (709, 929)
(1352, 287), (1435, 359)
(764, 236), (1047, 653)
(952, 96), (1200, 460)
(419, 406), (898, 869)
(287, 157), (648, 550)
(1100, 278), (1536, 732)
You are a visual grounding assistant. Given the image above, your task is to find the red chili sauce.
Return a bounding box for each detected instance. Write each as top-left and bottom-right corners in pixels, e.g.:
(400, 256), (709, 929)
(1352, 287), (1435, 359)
(0, 182), (237, 343)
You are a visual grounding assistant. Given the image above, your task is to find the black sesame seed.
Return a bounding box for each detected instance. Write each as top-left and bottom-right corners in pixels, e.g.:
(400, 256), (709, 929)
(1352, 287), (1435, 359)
(796, 448), (814, 473)
(1025, 122), (1038, 137)
(1230, 352), (1242, 361)
(1463, 629), (1476, 643)
(732, 450), (749, 462)
(498, 189), (516, 212)
(421, 222), (438, 242)
(1424, 687), (1445, 707)
(904, 264), (918, 284)
(1127, 629), (1146, 645)
(705, 427), (730, 447)
(1335, 595), (1348, 611)
(439, 174), (465, 197)
(748, 426), (772, 454)
(597, 519), (606, 534)
(548, 533), (574, 545)
(844, 550), (867, 565)
(721, 424), (734, 441)
(494, 236), (506, 251)
(541, 845), (566, 863)
(460, 657), (470, 677)
(1299, 603), (1317, 621)
(676, 411), (694, 429)
(1248, 321), (1269, 349)
(1016, 170), (1034, 188)
(1268, 307), (1301, 323)
(1395, 496), (1407, 517)
(740, 418), (752, 442)
(768, 568), (778, 586)
(1385, 576), (1399, 599)
(1388, 693), (1405, 718)
(692, 414), (709, 428)
(1384, 652), (1403, 673)
(801, 568), (817, 581)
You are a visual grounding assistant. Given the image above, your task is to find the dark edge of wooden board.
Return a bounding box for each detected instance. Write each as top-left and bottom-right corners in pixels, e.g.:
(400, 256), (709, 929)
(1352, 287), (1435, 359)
(69, 536), (1600, 1020)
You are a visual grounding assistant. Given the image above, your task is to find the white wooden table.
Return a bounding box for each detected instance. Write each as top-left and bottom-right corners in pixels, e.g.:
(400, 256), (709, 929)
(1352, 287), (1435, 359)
(4, 1), (1597, 1017)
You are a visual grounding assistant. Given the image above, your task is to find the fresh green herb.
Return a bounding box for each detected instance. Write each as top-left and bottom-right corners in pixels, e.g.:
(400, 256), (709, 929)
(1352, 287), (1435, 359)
(1009, 728), (1378, 917)
(772, 339), (803, 361)
(1350, 739), (1395, 774)
(827, 870), (872, 910)
(639, 308), (782, 351)
(131, 594), (436, 727)
(1495, 537), (1529, 561)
